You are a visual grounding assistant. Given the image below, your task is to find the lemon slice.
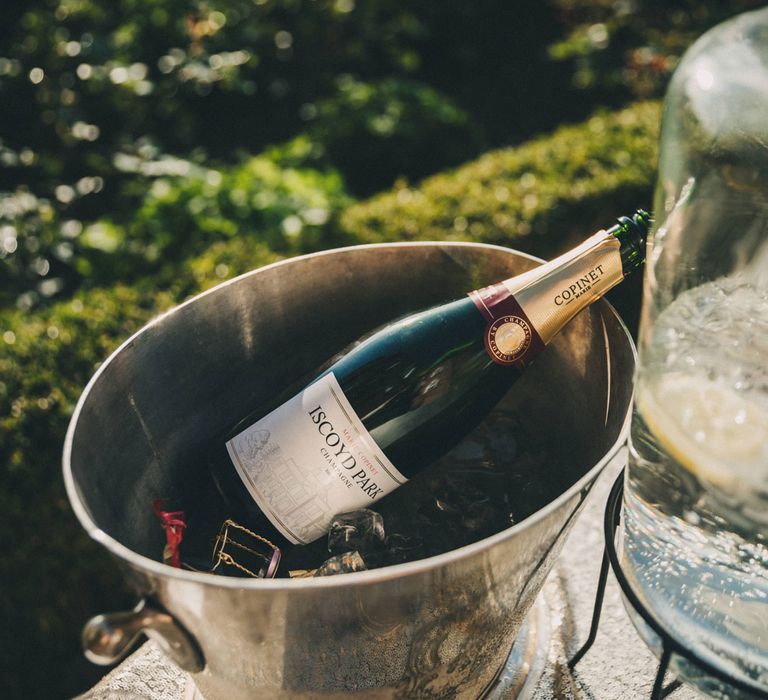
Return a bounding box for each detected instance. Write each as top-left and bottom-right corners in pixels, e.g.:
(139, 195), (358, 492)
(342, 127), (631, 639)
(636, 373), (768, 492)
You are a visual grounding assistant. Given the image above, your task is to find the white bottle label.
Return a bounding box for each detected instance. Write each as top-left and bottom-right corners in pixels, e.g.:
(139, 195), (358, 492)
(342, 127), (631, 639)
(226, 372), (407, 545)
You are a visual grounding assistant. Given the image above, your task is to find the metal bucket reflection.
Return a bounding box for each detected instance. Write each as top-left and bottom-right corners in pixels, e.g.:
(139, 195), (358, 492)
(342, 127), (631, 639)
(64, 242), (636, 699)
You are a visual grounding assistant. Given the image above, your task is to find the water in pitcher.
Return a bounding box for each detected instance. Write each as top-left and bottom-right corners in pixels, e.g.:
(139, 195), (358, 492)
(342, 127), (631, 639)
(621, 276), (768, 692)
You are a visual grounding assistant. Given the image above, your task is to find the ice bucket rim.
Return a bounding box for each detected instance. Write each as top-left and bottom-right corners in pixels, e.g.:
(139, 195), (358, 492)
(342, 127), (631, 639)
(63, 240), (635, 589)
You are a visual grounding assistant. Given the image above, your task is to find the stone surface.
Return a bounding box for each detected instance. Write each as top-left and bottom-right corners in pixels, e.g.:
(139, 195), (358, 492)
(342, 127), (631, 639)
(527, 453), (698, 700)
(75, 642), (190, 700)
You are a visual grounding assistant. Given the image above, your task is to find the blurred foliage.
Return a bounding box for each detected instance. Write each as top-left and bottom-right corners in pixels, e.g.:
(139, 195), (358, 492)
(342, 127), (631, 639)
(0, 0), (577, 310)
(81, 142), (350, 284)
(306, 76), (483, 196)
(1, 144), (348, 305)
(1, 99), (660, 699)
(0, 0), (754, 312)
(549, 0), (765, 99)
(341, 101), (660, 258)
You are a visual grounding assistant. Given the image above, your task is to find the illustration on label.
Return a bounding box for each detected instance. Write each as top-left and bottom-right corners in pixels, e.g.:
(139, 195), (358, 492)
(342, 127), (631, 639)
(226, 373), (406, 544)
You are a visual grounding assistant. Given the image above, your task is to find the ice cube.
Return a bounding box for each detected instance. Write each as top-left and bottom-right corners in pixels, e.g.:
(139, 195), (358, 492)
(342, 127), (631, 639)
(381, 533), (417, 566)
(314, 551), (367, 576)
(431, 478), (492, 519)
(327, 509), (386, 555)
(461, 502), (498, 534)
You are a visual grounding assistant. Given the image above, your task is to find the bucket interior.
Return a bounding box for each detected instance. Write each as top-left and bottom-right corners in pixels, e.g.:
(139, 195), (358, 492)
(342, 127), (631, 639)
(66, 243), (635, 565)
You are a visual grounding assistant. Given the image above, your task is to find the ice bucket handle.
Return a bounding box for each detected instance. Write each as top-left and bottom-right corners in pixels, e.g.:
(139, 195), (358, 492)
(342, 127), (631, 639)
(82, 599), (204, 673)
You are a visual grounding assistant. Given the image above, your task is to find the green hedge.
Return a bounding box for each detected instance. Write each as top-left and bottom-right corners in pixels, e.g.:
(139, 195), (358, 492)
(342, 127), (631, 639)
(340, 101), (661, 257)
(0, 99), (660, 699)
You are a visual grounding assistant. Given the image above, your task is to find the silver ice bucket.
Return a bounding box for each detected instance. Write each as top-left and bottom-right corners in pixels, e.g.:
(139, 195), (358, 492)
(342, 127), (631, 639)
(64, 242), (636, 699)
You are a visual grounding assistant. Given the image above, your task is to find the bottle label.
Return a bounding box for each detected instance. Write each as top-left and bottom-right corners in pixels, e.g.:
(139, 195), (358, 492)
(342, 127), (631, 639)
(225, 373), (407, 545)
(469, 286), (545, 367)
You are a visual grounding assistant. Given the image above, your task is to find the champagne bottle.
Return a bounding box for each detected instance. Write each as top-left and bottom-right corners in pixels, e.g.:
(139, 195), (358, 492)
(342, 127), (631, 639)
(209, 210), (650, 564)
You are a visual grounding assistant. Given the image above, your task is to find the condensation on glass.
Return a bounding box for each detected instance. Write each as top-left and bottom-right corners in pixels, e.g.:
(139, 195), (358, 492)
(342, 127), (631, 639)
(621, 8), (768, 698)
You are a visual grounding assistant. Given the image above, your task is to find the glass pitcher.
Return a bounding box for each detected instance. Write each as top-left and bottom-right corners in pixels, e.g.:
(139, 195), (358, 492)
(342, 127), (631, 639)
(621, 7), (768, 698)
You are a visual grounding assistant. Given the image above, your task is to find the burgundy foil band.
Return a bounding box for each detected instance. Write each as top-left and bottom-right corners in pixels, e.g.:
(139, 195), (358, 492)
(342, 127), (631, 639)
(469, 285), (545, 368)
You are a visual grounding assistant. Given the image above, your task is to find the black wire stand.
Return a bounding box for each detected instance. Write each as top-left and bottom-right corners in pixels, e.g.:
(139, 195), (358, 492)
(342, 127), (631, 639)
(568, 470), (767, 700)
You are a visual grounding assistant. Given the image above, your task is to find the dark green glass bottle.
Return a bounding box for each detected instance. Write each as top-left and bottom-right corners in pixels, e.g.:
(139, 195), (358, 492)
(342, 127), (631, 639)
(209, 210), (650, 569)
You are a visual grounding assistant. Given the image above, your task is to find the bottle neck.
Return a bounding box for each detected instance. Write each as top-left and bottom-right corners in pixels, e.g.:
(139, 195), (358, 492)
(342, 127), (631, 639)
(606, 210), (650, 275)
(468, 210), (649, 367)
(502, 210), (649, 295)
